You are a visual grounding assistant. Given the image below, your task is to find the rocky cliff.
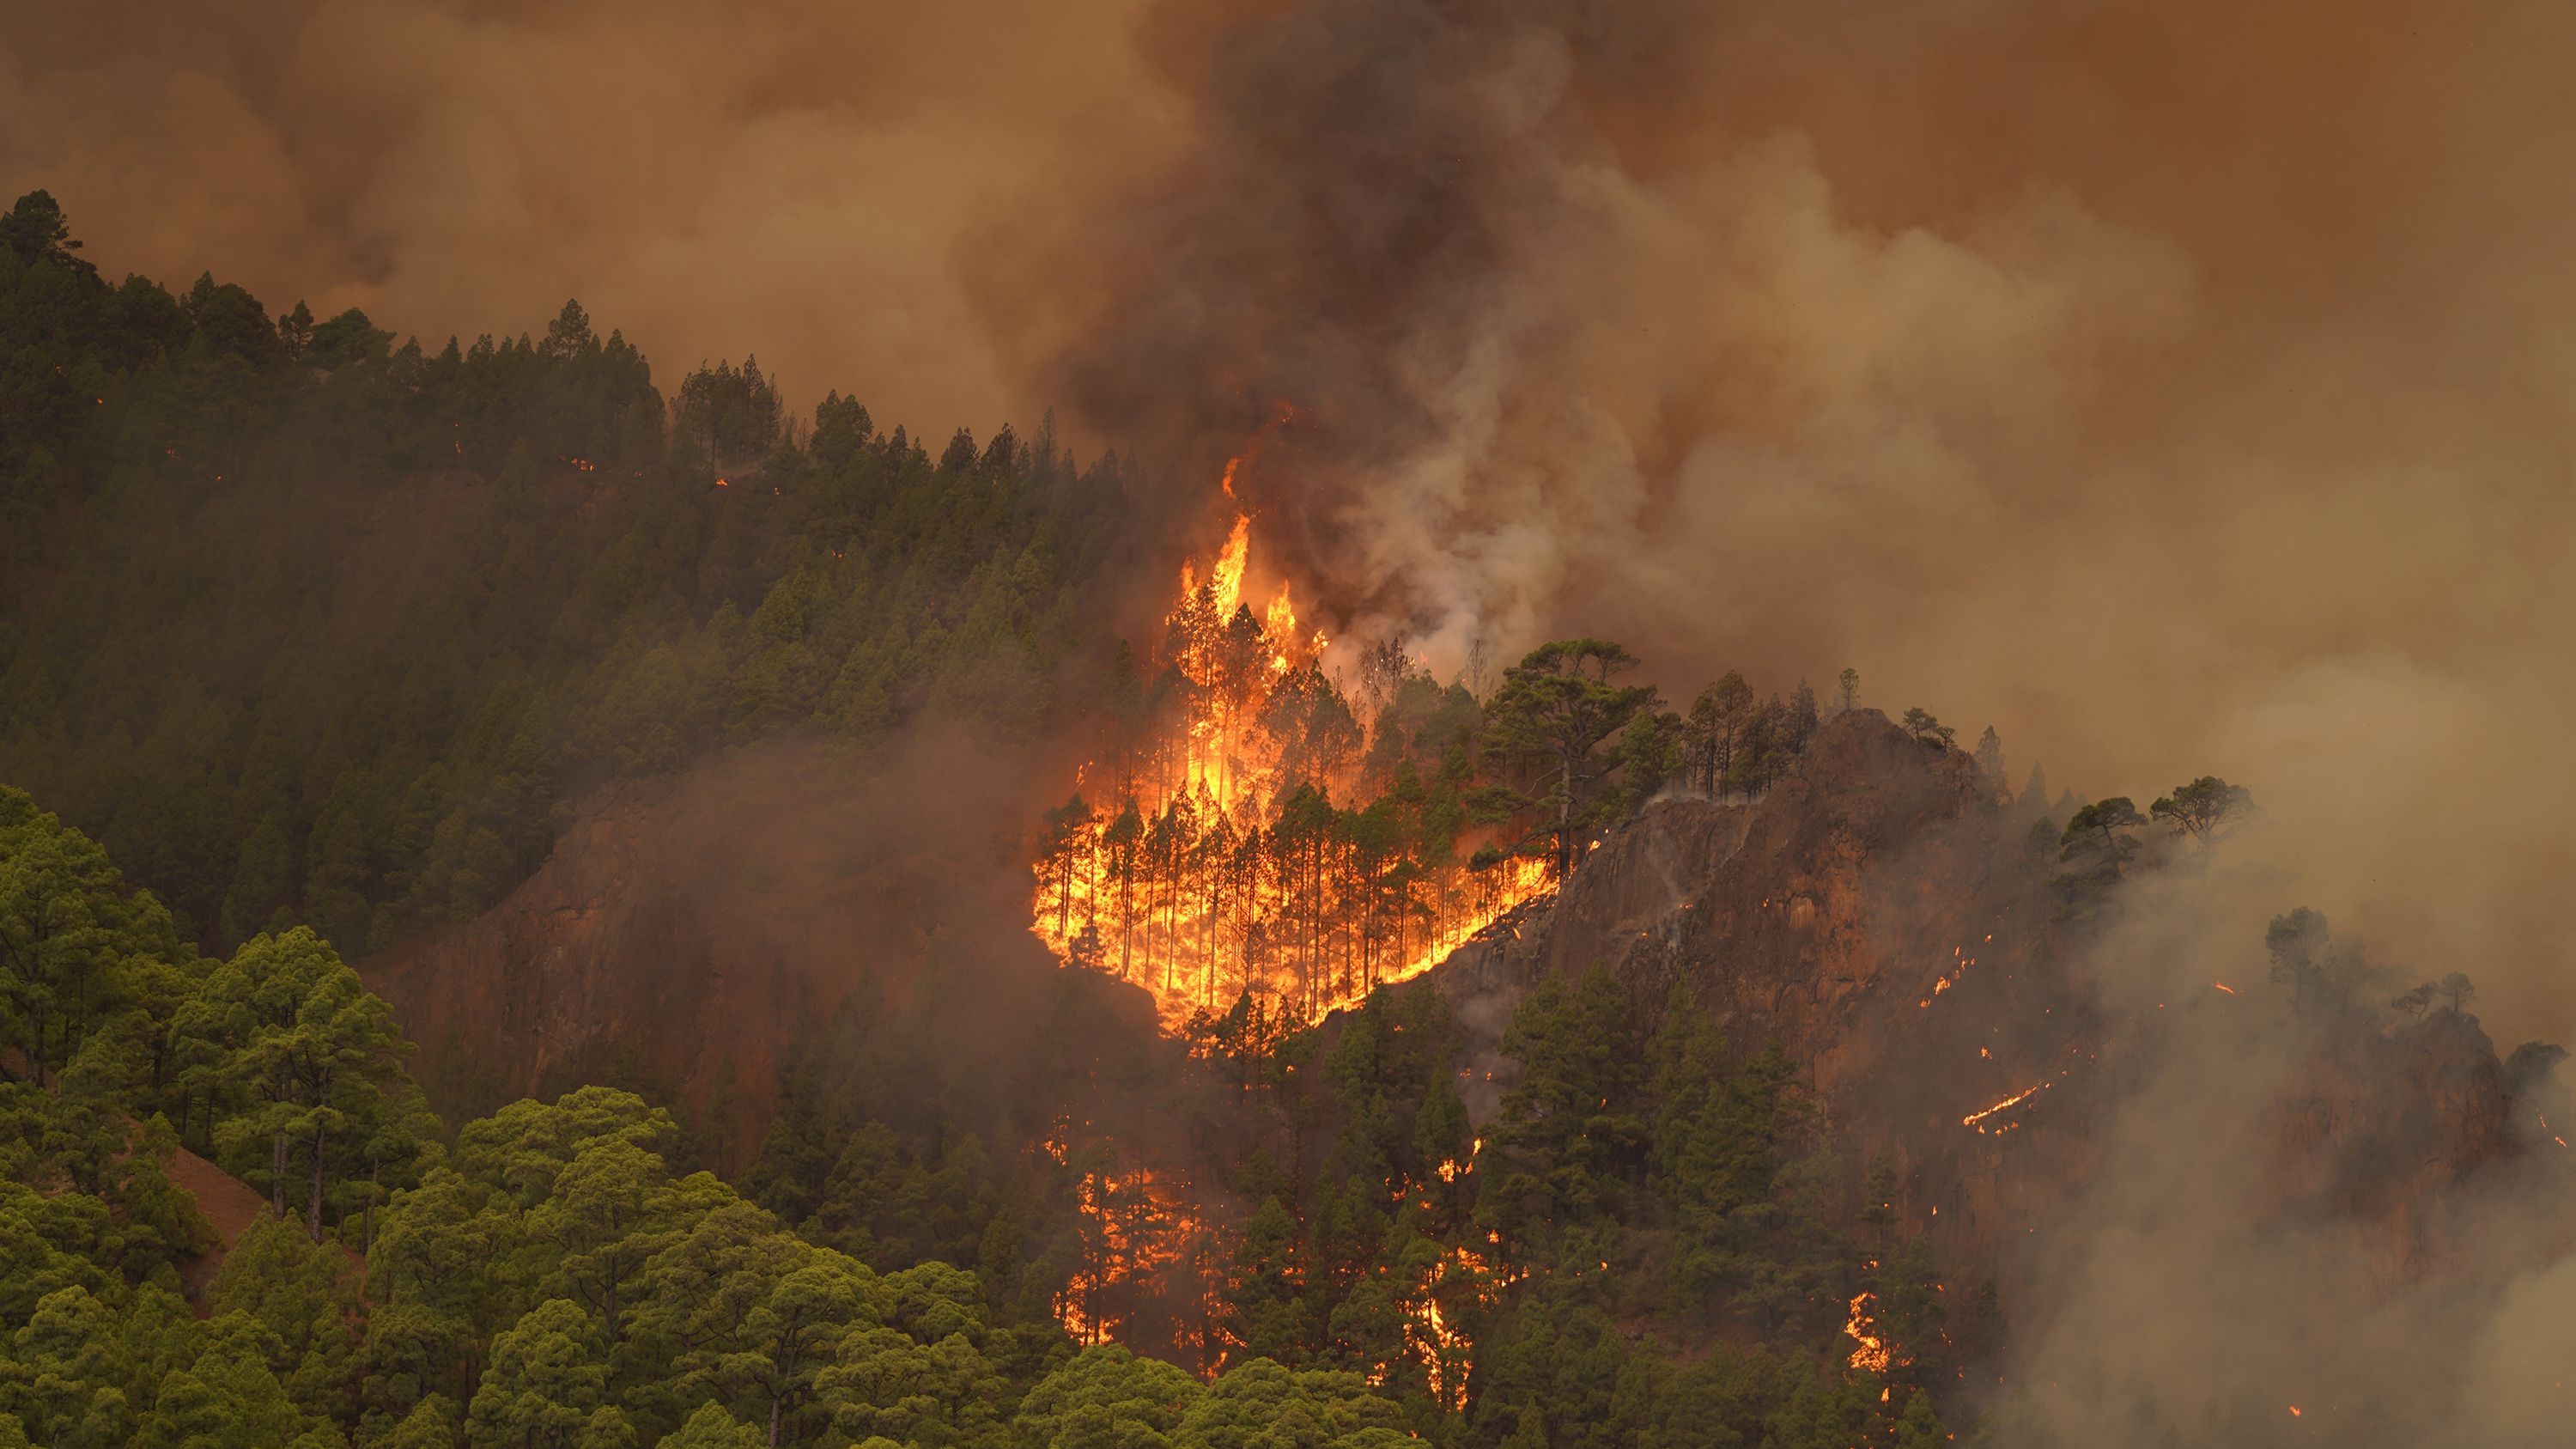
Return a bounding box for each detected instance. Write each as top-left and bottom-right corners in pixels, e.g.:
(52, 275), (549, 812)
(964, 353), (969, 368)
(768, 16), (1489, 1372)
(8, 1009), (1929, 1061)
(1408, 709), (2542, 1288)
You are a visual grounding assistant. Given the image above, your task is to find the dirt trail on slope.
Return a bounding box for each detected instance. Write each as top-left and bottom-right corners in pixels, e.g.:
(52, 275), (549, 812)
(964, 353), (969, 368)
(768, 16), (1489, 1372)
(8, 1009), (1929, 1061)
(168, 1145), (272, 1310)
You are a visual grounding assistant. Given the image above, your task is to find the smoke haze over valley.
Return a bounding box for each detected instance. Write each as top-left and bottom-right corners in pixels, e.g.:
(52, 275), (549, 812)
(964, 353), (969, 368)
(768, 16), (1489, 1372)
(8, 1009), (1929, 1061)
(4, 2), (2573, 1446)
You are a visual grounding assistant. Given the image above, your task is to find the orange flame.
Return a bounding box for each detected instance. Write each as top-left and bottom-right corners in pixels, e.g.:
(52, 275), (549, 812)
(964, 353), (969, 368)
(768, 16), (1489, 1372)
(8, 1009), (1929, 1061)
(1048, 1133), (1219, 1358)
(1030, 457), (1553, 1031)
(1402, 1242), (1516, 1409)
(1845, 1292), (1892, 1373)
(1963, 1081), (2049, 1134)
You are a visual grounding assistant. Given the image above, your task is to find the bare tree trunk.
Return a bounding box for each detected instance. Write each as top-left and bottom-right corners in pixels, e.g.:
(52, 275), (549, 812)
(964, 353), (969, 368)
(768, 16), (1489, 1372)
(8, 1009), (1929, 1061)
(271, 1129), (289, 1218)
(1558, 752), (1577, 878)
(308, 1123), (329, 1243)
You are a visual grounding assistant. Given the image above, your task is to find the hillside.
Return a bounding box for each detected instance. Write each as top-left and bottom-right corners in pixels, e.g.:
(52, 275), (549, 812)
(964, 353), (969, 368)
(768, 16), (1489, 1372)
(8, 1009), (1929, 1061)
(361, 734), (1084, 1167)
(1404, 710), (2552, 1308)
(8, 182), (2572, 1447)
(361, 697), (2569, 1443)
(1, 190), (1132, 966)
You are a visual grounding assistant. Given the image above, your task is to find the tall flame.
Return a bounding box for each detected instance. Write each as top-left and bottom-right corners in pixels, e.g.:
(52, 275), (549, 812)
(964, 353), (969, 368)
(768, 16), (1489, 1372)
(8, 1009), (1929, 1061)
(1844, 1291), (1893, 1373)
(1030, 460), (1552, 1032)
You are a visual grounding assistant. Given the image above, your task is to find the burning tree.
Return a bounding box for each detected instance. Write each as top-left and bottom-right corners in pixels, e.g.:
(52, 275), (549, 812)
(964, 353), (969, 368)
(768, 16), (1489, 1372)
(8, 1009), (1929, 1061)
(1028, 507), (1553, 1030)
(1024, 460), (1826, 1044)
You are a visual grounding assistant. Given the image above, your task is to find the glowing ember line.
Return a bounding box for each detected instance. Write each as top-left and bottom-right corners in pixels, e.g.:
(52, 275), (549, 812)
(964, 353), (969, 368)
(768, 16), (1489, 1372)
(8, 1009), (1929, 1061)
(1963, 1081), (2049, 1131)
(2214, 981), (2237, 995)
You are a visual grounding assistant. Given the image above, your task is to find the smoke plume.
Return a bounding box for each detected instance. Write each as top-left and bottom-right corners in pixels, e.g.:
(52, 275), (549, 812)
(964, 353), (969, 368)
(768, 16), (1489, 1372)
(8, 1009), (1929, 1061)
(989, 9), (2576, 1435)
(1982, 841), (2575, 1446)
(13, 3), (2573, 1032)
(976, 0), (2576, 1047)
(15, 3), (2576, 1436)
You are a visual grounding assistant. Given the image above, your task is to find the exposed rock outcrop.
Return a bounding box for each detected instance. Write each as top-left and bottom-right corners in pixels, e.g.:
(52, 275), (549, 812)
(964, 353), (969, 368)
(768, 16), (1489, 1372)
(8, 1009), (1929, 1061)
(1407, 708), (2543, 1288)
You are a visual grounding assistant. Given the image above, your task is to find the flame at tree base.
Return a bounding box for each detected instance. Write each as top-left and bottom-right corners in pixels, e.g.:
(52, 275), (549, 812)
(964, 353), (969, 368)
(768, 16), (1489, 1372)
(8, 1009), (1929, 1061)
(1845, 1291), (1893, 1374)
(1030, 484), (1554, 1032)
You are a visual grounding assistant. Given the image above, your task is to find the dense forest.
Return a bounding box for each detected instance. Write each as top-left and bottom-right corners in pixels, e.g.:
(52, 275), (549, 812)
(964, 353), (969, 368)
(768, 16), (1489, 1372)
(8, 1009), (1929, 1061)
(24, 186), (2515, 1448)
(746, 960), (1977, 1446)
(3, 774), (1974, 1446)
(2, 190), (1978, 1446)
(1, 189), (1125, 961)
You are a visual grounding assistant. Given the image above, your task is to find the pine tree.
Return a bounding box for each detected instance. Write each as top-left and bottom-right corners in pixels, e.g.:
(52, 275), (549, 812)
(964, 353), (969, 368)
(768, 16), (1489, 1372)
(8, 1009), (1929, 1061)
(179, 928), (413, 1239)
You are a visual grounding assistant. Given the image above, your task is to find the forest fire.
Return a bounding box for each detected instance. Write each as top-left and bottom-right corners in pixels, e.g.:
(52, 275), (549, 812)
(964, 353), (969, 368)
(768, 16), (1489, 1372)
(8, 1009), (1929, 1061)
(1435, 1138), (1480, 1184)
(1844, 1292), (1893, 1373)
(1044, 1130), (1221, 1355)
(1400, 1243), (1510, 1409)
(1917, 944), (1976, 1008)
(1030, 481), (1554, 1030)
(1963, 1082), (2049, 1134)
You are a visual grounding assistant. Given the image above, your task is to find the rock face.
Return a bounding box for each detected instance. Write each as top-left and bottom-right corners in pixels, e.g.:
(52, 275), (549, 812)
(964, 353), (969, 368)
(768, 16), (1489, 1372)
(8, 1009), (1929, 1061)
(1413, 709), (2087, 1269)
(170, 1147), (283, 1312)
(1430, 708), (2063, 1077)
(2266, 1009), (2520, 1279)
(1409, 708), (2536, 1285)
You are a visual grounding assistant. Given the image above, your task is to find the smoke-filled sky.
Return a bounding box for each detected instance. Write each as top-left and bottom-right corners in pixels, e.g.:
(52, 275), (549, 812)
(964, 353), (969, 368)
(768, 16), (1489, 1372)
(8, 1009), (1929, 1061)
(14, 4), (2576, 1440)
(9, 0), (2573, 1048)
(0, 0), (1168, 431)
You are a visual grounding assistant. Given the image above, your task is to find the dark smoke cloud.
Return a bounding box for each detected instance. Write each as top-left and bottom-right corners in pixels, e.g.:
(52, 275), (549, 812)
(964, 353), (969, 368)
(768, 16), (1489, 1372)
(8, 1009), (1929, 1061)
(979, 0), (2576, 1050)
(16, 3), (2570, 1035)
(1974, 845), (2576, 1446)
(980, 4), (2576, 1438)
(15, 5), (2576, 1431)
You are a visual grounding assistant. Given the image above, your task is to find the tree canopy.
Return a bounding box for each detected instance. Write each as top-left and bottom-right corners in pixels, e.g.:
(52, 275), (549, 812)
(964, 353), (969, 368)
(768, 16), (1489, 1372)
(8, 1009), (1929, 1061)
(0, 193), (1126, 962)
(1479, 640), (1659, 876)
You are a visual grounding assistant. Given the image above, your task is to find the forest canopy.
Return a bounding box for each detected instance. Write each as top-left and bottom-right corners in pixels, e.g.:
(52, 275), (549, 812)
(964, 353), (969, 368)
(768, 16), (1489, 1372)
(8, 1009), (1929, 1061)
(1, 775), (1967, 1447)
(1, 191), (1126, 959)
